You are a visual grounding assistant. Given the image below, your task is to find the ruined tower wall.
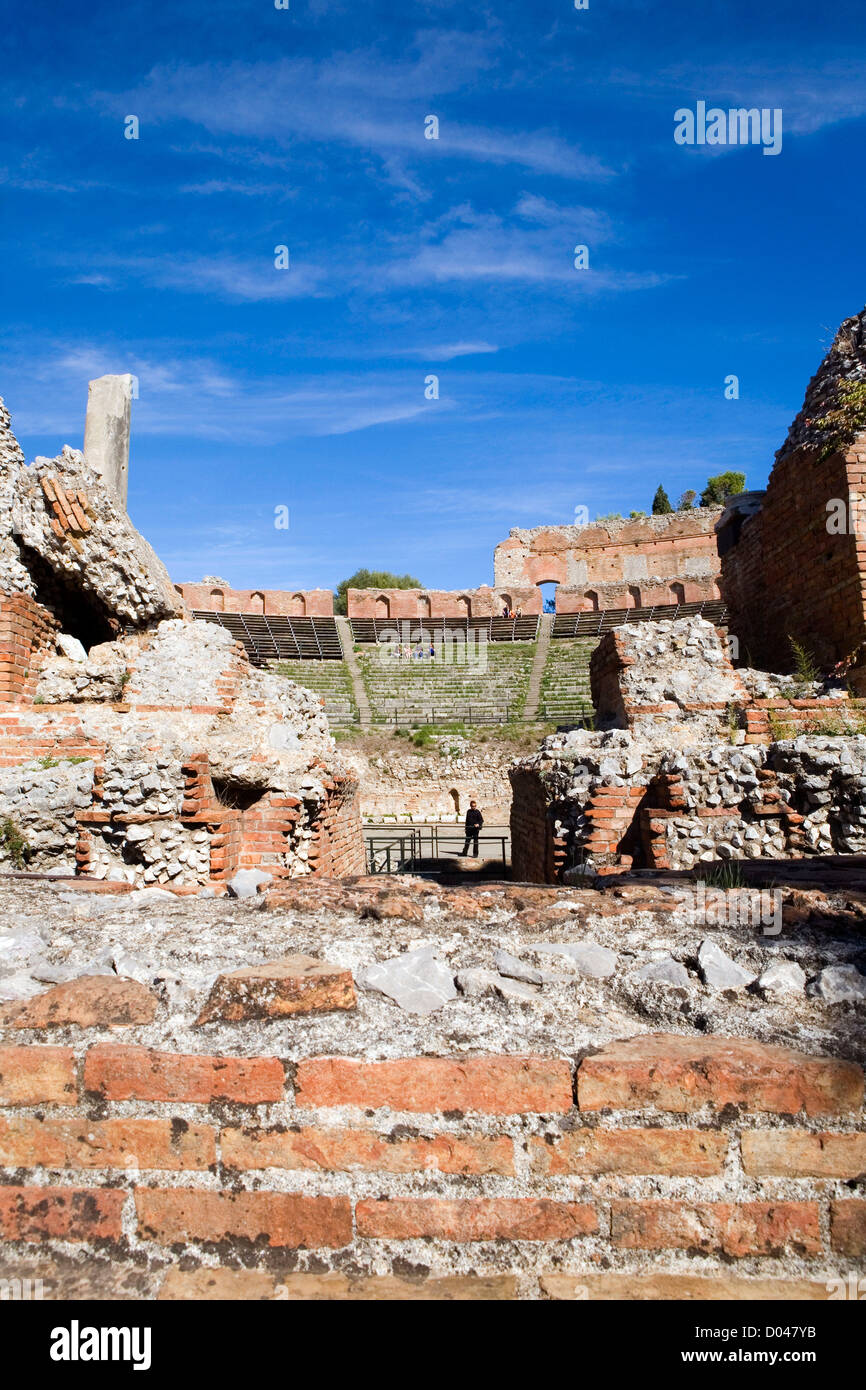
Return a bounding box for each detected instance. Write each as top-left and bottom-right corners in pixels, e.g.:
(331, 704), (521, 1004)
(494, 511), (722, 611)
(720, 440), (866, 671)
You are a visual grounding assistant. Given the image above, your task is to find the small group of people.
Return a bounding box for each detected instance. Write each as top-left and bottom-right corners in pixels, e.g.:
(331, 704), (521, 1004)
(501, 604), (523, 619)
(390, 642), (436, 660)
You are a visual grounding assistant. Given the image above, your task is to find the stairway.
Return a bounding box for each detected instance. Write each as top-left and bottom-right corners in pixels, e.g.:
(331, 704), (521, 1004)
(537, 635), (599, 725)
(336, 617), (372, 727)
(522, 613), (553, 721)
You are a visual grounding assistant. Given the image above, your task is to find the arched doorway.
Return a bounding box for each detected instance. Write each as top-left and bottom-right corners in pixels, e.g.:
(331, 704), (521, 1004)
(584, 590), (599, 612)
(537, 580), (559, 614)
(669, 582), (685, 606)
(375, 594), (390, 619)
(418, 595), (431, 618)
(209, 588), (225, 612)
(289, 593), (307, 617)
(499, 593), (512, 615)
(457, 595), (471, 617)
(249, 591), (265, 615)
(628, 585), (641, 608)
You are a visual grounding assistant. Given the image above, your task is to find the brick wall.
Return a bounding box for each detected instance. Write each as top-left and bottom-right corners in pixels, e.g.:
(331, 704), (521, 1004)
(309, 773), (366, 877)
(494, 512), (722, 597)
(510, 769), (645, 882)
(721, 439), (866, 670)
(557, 575), (718, 613)
(0, 592), (58, 704)
(0, 1030), (861, 1298)
(510, 768), (563, 883)
(347, 586), (541, 619)
(177, 584), (335, 617)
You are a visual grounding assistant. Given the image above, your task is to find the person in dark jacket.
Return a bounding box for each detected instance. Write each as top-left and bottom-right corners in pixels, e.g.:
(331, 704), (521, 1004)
(462, 800), (483, 857)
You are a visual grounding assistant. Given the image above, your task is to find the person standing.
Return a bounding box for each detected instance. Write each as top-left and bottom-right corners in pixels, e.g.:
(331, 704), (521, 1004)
(462, 800), (483, 857)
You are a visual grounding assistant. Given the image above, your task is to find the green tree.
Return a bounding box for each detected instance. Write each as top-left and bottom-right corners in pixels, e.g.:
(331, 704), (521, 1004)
(700, 472), (746, 507)
(652, 485), (673, 515)
(677, 489), (697, 510)
(334, 568), (423, 615)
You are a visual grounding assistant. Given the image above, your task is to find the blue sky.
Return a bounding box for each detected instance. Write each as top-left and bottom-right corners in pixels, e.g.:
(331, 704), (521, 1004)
(2, 0), (865, 593)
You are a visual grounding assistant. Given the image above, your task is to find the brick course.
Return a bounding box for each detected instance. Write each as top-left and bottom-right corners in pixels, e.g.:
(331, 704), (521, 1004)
(0, 1033), (861, 1296)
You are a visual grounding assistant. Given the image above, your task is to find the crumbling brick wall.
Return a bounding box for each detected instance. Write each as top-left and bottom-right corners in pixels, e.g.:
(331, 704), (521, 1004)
(0, 593), (58, 704)
(495, 511), (722, 612)
(721, 440), (866, 671)
(0, 1028), (861, 1298)
(721, 308), (866, 672)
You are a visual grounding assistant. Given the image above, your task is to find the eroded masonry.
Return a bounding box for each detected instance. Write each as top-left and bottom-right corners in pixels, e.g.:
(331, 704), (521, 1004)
(0, 310), (865, 1302)
(0, 388), (364, 887)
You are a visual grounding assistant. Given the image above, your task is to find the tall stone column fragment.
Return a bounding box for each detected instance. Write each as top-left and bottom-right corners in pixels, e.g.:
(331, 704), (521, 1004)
(83, 374), (134, 508)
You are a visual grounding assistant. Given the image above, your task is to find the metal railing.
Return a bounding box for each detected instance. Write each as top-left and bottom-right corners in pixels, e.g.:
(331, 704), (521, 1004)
(365, 826), (509, 873)
(371, 704), (517, 726)
(365, 830), (423, 874)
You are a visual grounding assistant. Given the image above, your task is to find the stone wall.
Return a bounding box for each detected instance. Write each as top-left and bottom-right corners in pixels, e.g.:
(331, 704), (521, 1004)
(511, 617), (866, 880)
(345, 738), (516, 823)
(641, 737), (866, 871)
(177, 583), (334, 617)
(494, 511), (722, 612)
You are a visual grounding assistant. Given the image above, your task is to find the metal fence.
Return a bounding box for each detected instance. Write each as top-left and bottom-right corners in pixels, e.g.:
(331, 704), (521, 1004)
(365, 826), (509, 873)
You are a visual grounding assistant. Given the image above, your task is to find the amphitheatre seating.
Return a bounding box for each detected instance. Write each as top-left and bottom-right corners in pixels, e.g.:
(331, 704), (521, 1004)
(192, 612), (343, 662)
(552, 599), (727, 639)
(350, 616), (539, 644)
(271, 659), (358, 726)
(537, 637), (599, 725)
(358, 642), (535, 725)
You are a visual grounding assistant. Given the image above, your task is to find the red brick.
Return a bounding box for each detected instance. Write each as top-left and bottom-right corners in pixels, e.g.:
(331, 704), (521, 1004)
(0, 1115), (215, 1170)
(0, 976), (157, 1029)
(356, 1197), (597, 1241)
(295, 1055), (572, 1114)
(528, 1127), (726, 1176)
(221, 1126), (514, 1175)
(84, 1045), (284, 1103)
(0, 1046), (77, 1106)
(136, 1188), (351, 1248)
(742, 1131), (866, 1179)
(830, 1201), (866, 1256)
(195, 955), (355, 1024)
(610, 1201), (821, 1257)
(0, 1185), (125, 1242)
(577, 1035), (863, 1116)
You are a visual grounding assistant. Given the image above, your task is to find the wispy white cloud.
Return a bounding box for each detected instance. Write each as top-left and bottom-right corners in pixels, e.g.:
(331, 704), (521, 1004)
(64, 252), (327, 302)
(3, 344), (446, 443)
(394, 341), (499, 361)
(382, 204), (667, 289)
(97, 39), (613, 181)
(610, 54), (866, 138)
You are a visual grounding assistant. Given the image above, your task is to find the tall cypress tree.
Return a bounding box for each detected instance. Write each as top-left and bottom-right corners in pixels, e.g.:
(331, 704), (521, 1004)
(652, 485), (673, 515)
